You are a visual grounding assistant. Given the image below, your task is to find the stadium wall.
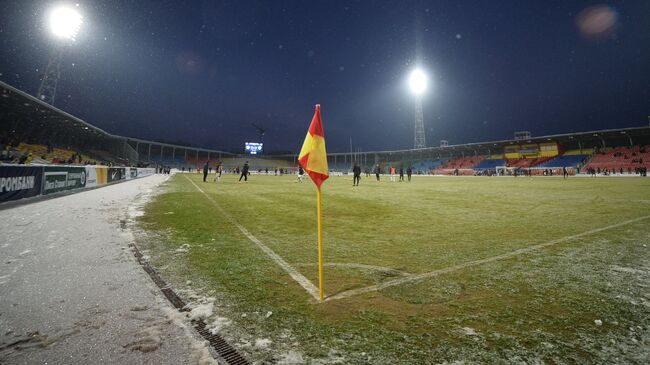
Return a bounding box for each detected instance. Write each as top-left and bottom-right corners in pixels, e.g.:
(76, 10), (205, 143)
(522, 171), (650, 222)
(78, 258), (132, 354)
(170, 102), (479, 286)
(0, 165), (156, 205)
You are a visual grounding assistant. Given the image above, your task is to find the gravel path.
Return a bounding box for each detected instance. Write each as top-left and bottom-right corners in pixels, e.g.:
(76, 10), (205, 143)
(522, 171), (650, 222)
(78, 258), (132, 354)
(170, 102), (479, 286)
(0, 175), (214, 364)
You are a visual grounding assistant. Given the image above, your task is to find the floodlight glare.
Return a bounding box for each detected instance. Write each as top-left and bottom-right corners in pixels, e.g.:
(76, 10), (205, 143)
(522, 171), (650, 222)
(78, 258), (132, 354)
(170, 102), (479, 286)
(49, 6), (83, 41)
(409, 69), (427, 95)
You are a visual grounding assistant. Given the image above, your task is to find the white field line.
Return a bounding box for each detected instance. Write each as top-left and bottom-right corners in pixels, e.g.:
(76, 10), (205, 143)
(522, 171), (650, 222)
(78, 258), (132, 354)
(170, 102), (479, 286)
(326, 214), (650, 302)
(185, 176), (321, 301)
(295, 262), (409, 276)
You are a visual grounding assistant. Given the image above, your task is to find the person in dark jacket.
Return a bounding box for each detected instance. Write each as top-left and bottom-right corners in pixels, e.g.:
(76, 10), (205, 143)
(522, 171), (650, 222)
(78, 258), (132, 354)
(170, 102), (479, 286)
(375, 164), (381, 181)
(203, 161), (210, 182)
(239, 161), (250, 182)
(214, 161), (222, 182)
(353, 164), (361, 186)
(298, 165), (305, 182)
(407, 167), (413, 182)
(399, 167), (405, 182)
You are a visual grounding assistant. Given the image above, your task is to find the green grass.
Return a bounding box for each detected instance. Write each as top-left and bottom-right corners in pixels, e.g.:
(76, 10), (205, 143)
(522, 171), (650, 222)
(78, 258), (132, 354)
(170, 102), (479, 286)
(136, 173), (650, 364)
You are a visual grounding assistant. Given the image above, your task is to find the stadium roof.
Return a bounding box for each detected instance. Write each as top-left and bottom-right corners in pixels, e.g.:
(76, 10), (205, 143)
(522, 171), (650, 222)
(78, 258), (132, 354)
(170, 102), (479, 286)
(2, 80), (648, 160)
(0, 81), (232, 156)
(316, 126), (650, 158)
(1, 81), (113, 139)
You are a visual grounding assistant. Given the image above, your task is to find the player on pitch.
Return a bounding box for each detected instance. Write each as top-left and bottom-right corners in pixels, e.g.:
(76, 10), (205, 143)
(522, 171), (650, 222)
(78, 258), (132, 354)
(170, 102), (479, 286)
(214, 161), (222, 182)
(353, 163), (361, 186)
(298, 165), (305, 182)
(238, 161), (250, 182)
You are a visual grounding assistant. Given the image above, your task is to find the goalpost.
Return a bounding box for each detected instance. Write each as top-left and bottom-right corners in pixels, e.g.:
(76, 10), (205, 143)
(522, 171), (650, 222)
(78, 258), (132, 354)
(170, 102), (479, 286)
(495, 166), (526, 176)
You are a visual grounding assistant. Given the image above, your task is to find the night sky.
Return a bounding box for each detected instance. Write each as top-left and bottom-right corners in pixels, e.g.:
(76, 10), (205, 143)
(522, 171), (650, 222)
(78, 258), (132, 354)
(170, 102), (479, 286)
(1, 1), (649, 153)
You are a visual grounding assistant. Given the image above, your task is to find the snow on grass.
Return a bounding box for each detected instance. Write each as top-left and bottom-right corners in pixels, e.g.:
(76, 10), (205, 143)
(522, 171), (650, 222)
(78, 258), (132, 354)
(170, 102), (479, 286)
(610, 265), (649, 275)
(175, 243), (190, 253)
(128, 206), (145, 218)
(311, 349), (346, 364)
(208, 316), (232, 334)
(277, 350), (305, 364)
(136, 174), (650, 364)
(254, 338), (272, 348)
(187, 301), (214, 321)
(461, 327), (479, 336)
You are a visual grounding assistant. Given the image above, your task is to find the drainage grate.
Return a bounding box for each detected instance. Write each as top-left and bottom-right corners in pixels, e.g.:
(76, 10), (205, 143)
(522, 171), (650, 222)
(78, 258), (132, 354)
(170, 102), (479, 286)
(161, 287), (188, 311)
(128, 242), (249, 365)
(194, 319), (249, 365)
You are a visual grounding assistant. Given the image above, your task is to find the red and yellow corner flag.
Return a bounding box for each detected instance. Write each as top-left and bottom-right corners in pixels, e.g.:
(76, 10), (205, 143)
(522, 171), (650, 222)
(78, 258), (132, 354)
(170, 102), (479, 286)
(298, 104), (329, 301)
(298, 104), (329, 189)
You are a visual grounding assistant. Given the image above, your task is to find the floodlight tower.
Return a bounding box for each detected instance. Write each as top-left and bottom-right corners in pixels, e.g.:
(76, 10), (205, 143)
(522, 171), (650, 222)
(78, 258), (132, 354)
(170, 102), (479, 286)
(409, 69), (428, 149)
(37, 5), (83, 105)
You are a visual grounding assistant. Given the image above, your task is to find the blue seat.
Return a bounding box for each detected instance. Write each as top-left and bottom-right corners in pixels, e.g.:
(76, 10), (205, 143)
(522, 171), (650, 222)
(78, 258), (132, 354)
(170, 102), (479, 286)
(535, 155), (588, 168)
(473, 159), (505, 170)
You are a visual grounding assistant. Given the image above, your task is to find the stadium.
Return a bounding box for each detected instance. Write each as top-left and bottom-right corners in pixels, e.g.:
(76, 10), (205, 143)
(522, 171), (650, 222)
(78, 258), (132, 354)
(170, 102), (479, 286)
(2, 2), (650, 365)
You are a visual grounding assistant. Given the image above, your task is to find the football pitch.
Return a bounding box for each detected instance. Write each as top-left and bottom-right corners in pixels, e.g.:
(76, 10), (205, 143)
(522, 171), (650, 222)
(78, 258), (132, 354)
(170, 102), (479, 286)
(135, 173), (650, 364)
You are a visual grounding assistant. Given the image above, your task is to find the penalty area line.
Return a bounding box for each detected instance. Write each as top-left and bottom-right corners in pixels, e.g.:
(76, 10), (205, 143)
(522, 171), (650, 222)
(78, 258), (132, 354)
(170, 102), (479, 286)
(185, 176), (321, 301)
(326, 214), (650, 302)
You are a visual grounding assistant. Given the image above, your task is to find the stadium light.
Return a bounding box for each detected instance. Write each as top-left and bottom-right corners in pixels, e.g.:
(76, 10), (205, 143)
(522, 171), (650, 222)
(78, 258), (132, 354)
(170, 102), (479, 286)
(38, 5), (84, 105)
(409, 68), (427, 95)
(408, 68), (429, 148)
(48, 5), (83, 41)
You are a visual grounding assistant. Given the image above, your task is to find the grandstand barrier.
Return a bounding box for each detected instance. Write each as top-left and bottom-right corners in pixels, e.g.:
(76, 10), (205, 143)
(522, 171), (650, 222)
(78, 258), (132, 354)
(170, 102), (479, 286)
(434, 168), (476, 176)
(431, 166), (585, 176)
(0, 165), (156, 204)
(496, 166), (577, 176)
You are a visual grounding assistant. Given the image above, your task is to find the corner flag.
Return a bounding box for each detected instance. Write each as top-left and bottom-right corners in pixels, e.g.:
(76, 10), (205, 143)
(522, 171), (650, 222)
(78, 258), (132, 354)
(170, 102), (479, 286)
(298, 104), (329, 301)
(298, 104), (329, 189)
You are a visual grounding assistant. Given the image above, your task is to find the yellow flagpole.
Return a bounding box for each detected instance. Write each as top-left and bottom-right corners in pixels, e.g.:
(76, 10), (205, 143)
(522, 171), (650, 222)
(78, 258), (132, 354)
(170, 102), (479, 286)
(317, 187), (324, 301)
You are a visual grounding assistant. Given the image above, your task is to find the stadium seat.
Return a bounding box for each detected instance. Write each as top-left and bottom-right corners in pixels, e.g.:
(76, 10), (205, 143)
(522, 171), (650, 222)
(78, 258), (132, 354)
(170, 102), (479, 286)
(473, 159), (505, 170)
(535, 155), (589, 168)
(583, 146), (650, 172)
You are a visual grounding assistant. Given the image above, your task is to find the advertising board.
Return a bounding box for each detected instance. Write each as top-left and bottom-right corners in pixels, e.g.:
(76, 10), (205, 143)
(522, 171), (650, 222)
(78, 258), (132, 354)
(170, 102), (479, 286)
(42, 166), (87, 195)
(107, 167), (126, 183)
(0, 166), (43, 203)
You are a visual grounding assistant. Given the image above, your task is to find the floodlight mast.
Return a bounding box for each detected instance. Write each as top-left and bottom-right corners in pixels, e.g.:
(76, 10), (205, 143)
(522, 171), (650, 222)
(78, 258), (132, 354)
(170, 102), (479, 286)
(49, 6), (82, 41)
(37, 5), (83, 105)
(409, 69), (427, 95)
(37, 48), (64, 106)
(409, 69), (428, 149)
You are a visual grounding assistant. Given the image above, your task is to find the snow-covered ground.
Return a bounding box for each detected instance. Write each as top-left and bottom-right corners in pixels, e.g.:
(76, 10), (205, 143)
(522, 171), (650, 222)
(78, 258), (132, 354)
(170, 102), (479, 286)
(0, 175), (216, 364)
